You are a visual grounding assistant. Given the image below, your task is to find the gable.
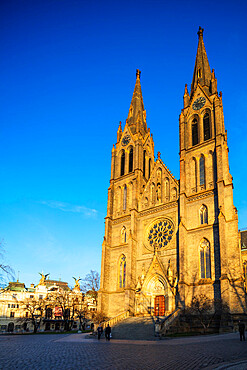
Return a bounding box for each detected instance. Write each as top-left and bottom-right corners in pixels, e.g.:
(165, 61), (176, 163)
(140, 158), (179, 210)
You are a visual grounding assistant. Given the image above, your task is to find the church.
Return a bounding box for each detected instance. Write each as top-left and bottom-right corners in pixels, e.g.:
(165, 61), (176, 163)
(98, 28), (246, 321)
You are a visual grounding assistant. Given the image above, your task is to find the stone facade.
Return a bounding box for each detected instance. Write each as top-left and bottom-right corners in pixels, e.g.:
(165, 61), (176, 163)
(98, 28), (246, 319)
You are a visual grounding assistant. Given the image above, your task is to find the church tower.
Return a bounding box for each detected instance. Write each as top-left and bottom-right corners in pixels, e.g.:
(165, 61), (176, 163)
(179, 27), (245, 313)
(98, 70), (156, 316)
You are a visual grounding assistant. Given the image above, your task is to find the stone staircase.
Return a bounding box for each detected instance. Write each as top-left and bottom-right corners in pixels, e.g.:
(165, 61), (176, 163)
(111, 316), (156, 340)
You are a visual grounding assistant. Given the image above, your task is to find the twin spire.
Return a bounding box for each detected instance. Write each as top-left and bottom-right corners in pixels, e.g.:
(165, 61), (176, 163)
(190, 26), (217, 98)
(127, 69), (148, 136)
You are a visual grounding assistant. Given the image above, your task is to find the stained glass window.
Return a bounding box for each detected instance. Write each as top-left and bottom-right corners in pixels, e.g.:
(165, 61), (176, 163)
(147, 219), (174, 250)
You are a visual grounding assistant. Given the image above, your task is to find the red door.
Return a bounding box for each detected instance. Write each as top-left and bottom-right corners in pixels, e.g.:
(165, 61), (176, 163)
(154, 295), (165, 316)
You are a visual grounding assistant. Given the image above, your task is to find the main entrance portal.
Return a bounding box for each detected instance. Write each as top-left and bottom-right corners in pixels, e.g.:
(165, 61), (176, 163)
(154, 295), (165, 316)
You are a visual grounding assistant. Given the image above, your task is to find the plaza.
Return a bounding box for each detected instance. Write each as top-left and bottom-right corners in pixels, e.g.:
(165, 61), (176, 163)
(0, 332), (247, 369)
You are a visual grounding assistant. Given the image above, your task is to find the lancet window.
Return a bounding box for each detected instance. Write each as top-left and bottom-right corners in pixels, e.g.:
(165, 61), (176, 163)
(123, 185), (127, 210)
(200, 239), (211, 279)
(199, 156), (205, 186)
(143, 150), (146, 178)
(121, 227), (127, 243)
(203, 113), (211, 141)
(129, 147), (133, 173)
(192, 118), (199, 146)
(200, 205), (208, 224)
(121, 150), (125, 176)
(119, 254), (126, 288)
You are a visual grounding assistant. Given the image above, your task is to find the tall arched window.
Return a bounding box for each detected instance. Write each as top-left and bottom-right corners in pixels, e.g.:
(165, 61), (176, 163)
(123, 185), (127, 210)
(119, 255), (126, 288)
(143, 150), (146, 178)
(121, 151), (125, 176)
(165, 178), (170, 200)
(199, 156), (205, 186)
(200, 205), (208, 224)
(121, 227), (127, 243)
(148, 158), (151, 179)
(192, 118), (199, 146)
(191, 157), (197, 191)
(129, 147), (133, 173)
(203, 113), (211, 141)
(200, 239), (211, 279)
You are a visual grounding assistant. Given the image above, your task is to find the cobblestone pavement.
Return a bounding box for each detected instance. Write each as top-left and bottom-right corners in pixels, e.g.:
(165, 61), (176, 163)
(0, 332), (247, 369)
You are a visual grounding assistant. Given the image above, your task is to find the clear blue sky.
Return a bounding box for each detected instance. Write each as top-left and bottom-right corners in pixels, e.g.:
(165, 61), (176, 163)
(0, 0), (246, 287)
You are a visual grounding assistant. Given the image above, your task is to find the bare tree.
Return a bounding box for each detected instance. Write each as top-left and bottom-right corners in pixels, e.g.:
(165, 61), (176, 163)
(82, 270), (100, 304)
(0, 240), (14, 287)
(186, 294), (229, 334)
(20, 297), (47, 333)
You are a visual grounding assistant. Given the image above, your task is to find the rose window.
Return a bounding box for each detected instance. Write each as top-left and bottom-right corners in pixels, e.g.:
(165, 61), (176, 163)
(147, 219), (174, 249)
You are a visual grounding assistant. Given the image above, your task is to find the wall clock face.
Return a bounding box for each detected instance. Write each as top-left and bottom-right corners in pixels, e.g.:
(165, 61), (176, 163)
(192, 96), (206, 110)
(121, 134), (130, 146)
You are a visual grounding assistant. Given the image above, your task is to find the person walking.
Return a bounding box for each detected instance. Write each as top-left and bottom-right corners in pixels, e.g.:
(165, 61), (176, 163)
(97, 324), (103, 340)
(105, 324), (111, 341)
(238, 320), (245, 341)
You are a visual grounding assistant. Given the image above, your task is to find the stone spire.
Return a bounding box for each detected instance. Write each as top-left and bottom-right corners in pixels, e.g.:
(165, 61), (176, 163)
(127, 69), (147, 136)
(191, 27), (212, 95)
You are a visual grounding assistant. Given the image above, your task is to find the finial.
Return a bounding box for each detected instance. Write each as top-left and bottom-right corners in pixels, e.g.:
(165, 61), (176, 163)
(197, 26), (204, 38)
(157, 151), (161, 159)
(118, 121), (122, 128)
(136, 69), (141, 79)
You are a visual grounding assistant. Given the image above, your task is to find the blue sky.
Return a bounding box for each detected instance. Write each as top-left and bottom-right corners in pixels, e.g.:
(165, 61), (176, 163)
(0, 0), (247, 287)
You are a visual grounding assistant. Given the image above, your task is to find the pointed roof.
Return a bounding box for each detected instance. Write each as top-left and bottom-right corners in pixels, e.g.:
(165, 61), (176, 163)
(127, 69), (147, 136)
(191, 27), (212, 95)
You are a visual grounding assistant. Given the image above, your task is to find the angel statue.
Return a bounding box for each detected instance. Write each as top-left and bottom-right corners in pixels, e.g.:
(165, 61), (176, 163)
(73, 277), (81, 290)
(38, 272), (50, 285)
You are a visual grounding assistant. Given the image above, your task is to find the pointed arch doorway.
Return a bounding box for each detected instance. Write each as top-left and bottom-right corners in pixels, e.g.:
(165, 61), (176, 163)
(140, 273), (168, 317)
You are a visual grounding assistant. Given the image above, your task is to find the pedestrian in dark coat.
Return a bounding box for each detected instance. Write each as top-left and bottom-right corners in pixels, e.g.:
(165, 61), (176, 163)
(105, 324), (111, 341)
(97, 325), (103, 340)
(238, 320), (245, 341)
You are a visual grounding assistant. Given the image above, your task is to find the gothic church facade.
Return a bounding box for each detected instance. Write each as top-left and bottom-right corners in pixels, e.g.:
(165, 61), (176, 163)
(98, 28), (245, 318)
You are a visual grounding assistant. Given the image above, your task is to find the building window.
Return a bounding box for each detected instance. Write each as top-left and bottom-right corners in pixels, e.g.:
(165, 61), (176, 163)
(199, 156), (205, 185)
(129, 147), (133, 172)
(123, 185), (127, 211)
(148, 158), (151, 179)
(203, 113), (211, 141)
(192, 118), (199, 146)
(143, 150), (146, 178)
(119, 255), (126, 288)
(11, 304), (15, 308)
(39, 295), (43, 300)
(8, 304), (10, 308)
(121, 150), (125, 176)
(200, 239), (211, 279)
(200, 205), (208, 224)
(121, 227), (127, 244)
(10, 312), (15, 318)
